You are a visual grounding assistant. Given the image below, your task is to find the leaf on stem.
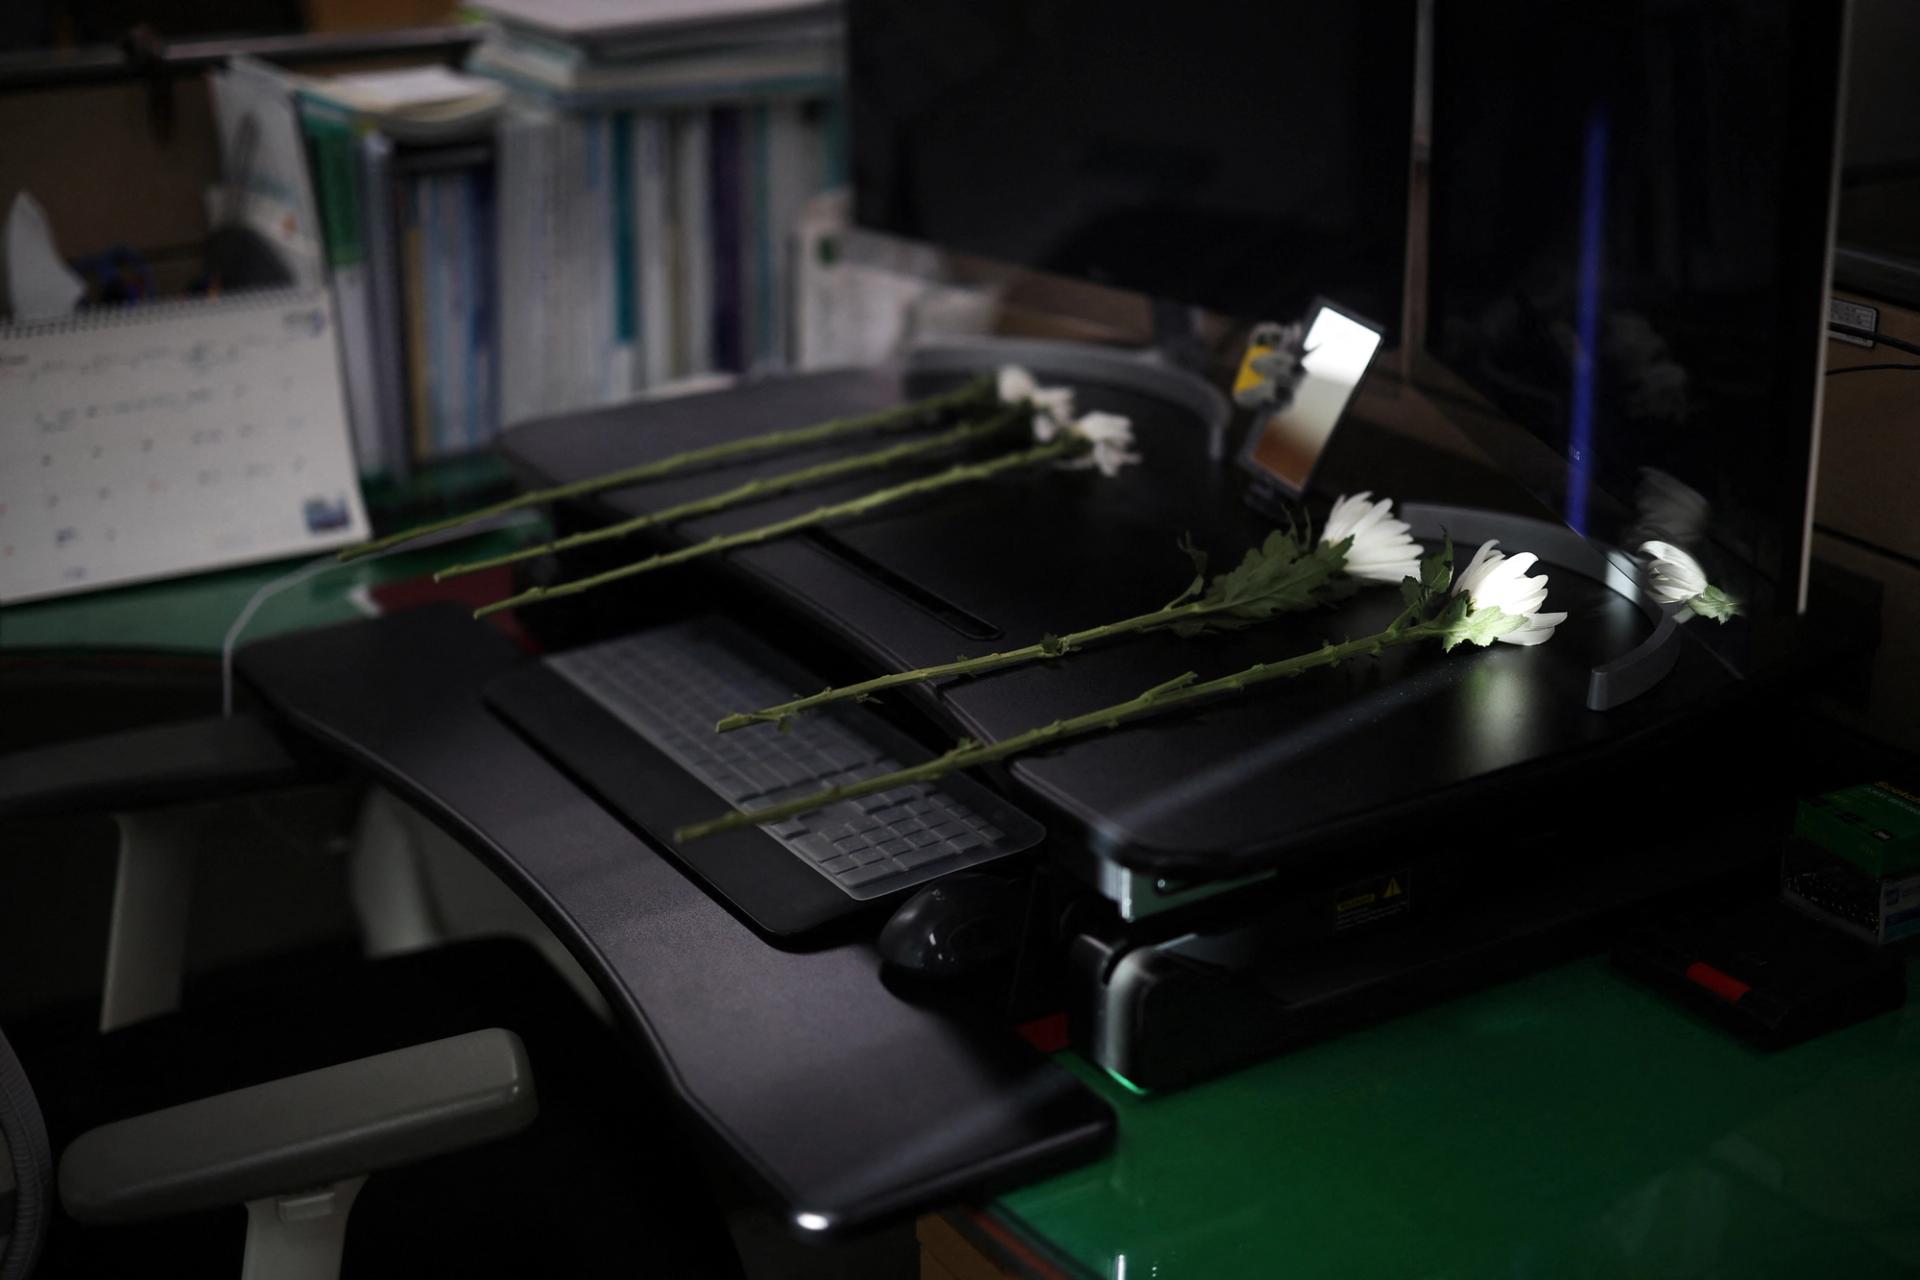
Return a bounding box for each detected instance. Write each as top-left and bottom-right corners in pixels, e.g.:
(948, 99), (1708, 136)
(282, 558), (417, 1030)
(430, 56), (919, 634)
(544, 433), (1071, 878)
(1420, 536), (1454, 597)
(1437, 597), (1525, 651)
(1166, 533), (1210, 608)
(1166, 529), (1349, 636)
(1687, 584), (1740, 623)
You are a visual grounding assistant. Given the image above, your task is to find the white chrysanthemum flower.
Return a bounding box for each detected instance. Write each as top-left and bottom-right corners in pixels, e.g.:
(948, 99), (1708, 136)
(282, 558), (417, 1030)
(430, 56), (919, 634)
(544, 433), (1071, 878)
(1060, 411), (1141, 478)
(1320, 491), (1421, 585)
(997, 365), (1076, 438)
(1640, 539), (1708, 618)
(1639, 539), (1739, 623)
(1450, 539), (1568, 646)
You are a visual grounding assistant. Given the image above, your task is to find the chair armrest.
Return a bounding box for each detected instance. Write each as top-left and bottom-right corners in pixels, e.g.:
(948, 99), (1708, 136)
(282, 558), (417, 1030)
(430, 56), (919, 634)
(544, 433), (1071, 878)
(58, 1029), (536, 1224)
(0, 714), (324, 820)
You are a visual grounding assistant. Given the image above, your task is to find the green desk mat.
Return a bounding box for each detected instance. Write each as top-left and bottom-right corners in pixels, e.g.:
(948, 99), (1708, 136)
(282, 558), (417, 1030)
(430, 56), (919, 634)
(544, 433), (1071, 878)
(996, 955), (1920, 1278)
(0, 527), (536, 655)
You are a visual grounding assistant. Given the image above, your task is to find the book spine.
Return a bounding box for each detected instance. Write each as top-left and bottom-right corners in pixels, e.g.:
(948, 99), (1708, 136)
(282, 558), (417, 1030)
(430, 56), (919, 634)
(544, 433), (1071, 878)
(357, 132), (410, 480)
(765, 99), (811, 371)
(472, 160), (498, 446)
(495, 112), (526, 427)
(297, 102), (384, 474)
(296, 102), (366, 272)
(708, 105), (744, 374)
(636, 113), (672, 390)
(611, 110), (638, 385)
(674, 110), (713, 376)
(441, 170), (468, 456)
(587, 113), (622, 403)
(402, 175), (431, 465)
(749, 101), (775, 373)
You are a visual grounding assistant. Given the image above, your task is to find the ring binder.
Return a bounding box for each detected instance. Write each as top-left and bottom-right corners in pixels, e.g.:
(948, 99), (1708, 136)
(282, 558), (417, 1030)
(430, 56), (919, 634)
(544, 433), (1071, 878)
(0, 287), (316, 340)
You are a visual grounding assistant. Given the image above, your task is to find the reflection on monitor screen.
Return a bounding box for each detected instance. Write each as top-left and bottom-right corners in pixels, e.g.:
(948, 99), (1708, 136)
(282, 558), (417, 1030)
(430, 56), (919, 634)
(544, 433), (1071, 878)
(1425, 0), (1847, 617)
(848, 0), (1418, 331)
(1240, 305), (1384, 495)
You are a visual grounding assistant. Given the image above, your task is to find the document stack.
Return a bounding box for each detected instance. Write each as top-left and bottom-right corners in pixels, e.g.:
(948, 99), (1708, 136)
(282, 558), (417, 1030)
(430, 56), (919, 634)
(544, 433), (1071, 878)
(465, 0), (847, 426)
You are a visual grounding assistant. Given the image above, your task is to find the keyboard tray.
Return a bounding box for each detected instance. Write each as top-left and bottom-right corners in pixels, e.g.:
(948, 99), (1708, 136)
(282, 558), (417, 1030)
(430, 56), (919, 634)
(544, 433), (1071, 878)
(484, 617), (1045, 939)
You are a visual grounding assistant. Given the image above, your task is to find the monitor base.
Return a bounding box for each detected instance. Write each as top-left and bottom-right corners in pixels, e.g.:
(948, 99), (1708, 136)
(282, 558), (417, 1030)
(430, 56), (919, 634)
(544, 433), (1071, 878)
(1401, 503), (1685, 711)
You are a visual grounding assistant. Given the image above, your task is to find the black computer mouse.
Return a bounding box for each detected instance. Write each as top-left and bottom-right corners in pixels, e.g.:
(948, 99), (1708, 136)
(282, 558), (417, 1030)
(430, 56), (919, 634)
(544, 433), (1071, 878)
(877, 874), (1023, 979)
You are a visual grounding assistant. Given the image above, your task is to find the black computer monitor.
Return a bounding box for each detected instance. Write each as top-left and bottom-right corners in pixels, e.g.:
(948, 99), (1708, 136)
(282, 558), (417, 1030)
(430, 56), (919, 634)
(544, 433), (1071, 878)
(1423, 0), (1849, 618)
(846, 0), (1418, 335)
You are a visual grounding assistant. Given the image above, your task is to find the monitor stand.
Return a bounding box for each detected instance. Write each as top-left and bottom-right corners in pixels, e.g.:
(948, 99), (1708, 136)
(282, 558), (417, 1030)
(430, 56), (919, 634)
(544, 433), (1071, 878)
(912, 337), (1685, 711)
(1400, 503), (1687, 711)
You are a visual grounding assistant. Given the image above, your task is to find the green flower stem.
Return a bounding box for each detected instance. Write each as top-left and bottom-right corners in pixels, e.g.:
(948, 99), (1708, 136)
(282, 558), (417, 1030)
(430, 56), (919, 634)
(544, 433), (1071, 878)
(714, 598), (1223, 732)
(338, 374), (995, 562)
(676, 620), (1441, 842)
(434, 409), (1023, 583)
(473, 432), (1085, 619)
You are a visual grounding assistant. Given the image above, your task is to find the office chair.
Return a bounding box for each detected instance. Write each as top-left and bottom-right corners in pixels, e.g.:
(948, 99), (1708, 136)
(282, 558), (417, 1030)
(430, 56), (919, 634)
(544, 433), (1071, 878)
(0, 714), (744, 1280)
(1, 1023), (535, 1280)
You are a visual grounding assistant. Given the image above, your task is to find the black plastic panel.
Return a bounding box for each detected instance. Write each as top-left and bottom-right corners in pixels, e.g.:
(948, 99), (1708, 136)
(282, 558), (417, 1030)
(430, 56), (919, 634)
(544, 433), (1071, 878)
(501, 362), (1736, 880)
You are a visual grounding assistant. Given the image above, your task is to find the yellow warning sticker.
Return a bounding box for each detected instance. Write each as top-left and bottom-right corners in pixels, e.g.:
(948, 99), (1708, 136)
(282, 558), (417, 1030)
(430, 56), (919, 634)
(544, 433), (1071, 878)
(1331, 869), (1412, 933)
(1233, 340), (1277, 399)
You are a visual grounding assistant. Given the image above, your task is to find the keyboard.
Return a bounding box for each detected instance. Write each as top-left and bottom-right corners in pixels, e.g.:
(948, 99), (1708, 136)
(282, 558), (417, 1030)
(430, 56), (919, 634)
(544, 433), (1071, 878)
(546, 618), (1042, 901)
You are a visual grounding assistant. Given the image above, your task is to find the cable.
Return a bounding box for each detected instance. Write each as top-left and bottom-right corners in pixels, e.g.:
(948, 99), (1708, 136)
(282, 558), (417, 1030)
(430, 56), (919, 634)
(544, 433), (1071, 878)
(219, 511), (540, 717)
(221, 553), (338, 717)
(1829, 322), (1920, 359)
(1826, 362), (1920, 376)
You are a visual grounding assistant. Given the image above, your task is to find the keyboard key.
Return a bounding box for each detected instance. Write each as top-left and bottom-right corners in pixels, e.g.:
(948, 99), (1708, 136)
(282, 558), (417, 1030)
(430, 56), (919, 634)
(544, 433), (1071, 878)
(906, 829), (941, 849)
(896, 845), (956, 871)
(770, 762), (815, 789)
(820, 744), (870, 771)
(949, 833), (983, 852)
(768, 819), (808, 838)
(820, 854), (859, 875)
(877, 837), (912, 856)
(839, 862), (900, 888)
(740, 764), (783, 794)
(852, 846), (889, 866)
(792, 834), (838, 862)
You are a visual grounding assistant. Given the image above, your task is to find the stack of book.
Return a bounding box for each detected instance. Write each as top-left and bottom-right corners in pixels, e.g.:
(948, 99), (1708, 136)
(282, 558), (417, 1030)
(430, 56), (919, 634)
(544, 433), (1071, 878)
(466, 0), (847, 425)
(298, 65), (508, 478)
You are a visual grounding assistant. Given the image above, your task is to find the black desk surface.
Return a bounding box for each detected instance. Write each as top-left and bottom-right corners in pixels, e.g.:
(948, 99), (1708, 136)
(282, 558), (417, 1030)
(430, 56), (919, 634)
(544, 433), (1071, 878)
(236, 607), (1112, 1234)
(501, 364), (1733, 878)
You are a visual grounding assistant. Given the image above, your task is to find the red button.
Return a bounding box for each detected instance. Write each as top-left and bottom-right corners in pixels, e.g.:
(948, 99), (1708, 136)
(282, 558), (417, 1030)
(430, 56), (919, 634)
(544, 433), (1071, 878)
(1684, 961), (1752, 1004)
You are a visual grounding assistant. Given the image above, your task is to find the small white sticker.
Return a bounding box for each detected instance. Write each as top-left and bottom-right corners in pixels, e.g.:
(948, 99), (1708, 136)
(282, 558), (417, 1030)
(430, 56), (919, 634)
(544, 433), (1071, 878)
(1829, 297), (1880, 348)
